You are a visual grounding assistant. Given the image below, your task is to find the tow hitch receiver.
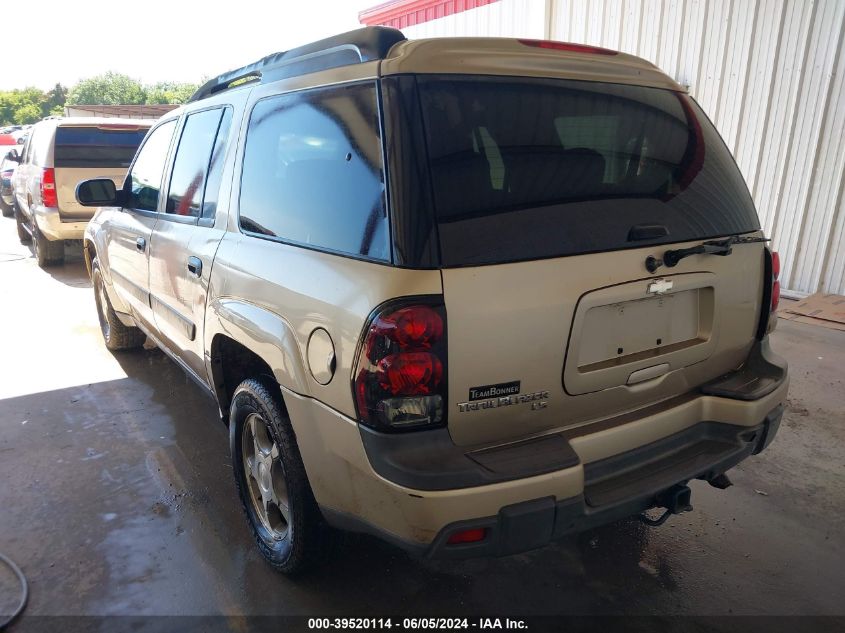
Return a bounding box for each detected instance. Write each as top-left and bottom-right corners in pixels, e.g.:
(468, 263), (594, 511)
(639, 484), (694, 527)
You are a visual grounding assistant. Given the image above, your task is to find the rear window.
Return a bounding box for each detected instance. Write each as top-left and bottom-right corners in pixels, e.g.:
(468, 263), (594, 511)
(415, 76), (760, 266)
(54, 126), (149, 168)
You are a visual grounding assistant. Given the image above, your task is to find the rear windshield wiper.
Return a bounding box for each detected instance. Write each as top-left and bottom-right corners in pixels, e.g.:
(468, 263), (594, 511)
(646, 235), (770, 273)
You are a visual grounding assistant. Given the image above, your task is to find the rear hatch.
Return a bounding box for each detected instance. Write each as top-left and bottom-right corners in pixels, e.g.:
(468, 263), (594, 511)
(53, 124), (149, 219)
(412, 75), (765, 447)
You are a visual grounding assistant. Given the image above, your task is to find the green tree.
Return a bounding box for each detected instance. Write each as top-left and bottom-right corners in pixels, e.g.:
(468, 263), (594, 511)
(43, 83), (68, 116)
(13, 103), (41, 125)
(66, 72), (146, 106)
(145, 81), (197, 105)
(0, 87), (48, 126)
(0, 93), (17, 125)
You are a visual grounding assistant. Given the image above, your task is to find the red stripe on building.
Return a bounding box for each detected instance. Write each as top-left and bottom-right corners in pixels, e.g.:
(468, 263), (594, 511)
(359, 0), (499, 29)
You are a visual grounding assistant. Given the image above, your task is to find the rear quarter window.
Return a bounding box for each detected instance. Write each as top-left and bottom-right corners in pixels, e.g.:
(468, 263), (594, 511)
(238, 82), (390, 262)
(412, 76), (760, 267)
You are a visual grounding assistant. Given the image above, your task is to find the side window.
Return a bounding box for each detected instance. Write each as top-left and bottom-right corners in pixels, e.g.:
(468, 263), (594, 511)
(166, 107), (231, 218)
(30, 125), (53, 166)
(22, 128), (36, 163)
(127, 120), (177, 212)
(19, 136), (30, 163)
(239, 82), (389, 261)
(202, 108), (233, 219)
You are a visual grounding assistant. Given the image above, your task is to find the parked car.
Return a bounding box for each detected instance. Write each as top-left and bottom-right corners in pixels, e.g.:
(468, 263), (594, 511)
(76, 27), (789, 574)
(11, 117), (153, 266)
(0, 147), (22, 217)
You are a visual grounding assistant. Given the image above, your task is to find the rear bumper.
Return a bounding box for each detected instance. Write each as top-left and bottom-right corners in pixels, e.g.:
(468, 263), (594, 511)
(32, 205), (90, 240)
(283, 339), (788, 558)
(420, 407), (783, 559)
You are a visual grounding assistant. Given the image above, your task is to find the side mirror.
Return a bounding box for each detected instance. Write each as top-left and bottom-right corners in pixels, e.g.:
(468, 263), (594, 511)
(76, 178), (124, 207)
(5, 149), (20, 163)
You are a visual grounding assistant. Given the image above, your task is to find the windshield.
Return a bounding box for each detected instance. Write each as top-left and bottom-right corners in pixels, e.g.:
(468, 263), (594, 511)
(54, 126), (149, 168)
(414, 75), (760, 267)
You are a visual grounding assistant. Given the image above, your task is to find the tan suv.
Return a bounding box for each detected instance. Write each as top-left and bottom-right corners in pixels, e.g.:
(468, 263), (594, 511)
(11, 117), (152, 266)
(76, 28), (788, 574)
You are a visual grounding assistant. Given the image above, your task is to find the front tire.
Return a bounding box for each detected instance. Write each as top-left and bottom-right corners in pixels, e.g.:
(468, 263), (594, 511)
(230, 378), (327, 575)
(92, 258), (146, 351)
(0, 198), (12, 218)
(32, 222), (64, 267)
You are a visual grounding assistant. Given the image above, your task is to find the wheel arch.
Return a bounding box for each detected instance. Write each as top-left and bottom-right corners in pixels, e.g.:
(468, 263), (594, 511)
(206, 298), (311, 419)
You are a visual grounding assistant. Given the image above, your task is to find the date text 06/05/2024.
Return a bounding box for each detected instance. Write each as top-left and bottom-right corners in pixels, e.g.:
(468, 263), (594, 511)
(307, 618), (528, 630)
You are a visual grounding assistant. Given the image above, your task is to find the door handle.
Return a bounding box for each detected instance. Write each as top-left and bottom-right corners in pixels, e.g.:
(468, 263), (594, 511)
(187, 256), (203, 277)
(135, 237), (146, 252)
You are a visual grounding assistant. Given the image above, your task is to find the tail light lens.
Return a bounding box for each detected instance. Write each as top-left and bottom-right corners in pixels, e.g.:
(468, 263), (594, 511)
(354, 299), (447, 431)
(41, 168), (58, 207)
(771, 251), (781, 312)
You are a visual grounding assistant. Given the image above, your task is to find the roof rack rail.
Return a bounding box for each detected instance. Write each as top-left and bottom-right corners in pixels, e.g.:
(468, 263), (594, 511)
(188, 26), (406, 103)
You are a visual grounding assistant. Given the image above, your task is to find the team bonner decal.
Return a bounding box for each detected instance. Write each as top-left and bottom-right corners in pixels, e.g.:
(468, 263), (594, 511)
(458, 380), (549, 413)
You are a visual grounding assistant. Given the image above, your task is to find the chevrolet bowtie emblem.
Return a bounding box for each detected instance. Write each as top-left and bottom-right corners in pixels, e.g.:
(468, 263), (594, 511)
(647, 279), (674, 295)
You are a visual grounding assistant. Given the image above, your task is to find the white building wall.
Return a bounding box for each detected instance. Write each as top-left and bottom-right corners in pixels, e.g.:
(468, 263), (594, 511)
(401, 0), (845, 295)
(400, 0), (548, 38)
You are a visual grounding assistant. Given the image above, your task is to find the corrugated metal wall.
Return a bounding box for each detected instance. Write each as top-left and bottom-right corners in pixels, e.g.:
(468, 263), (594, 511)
(401, 0), (845, 295)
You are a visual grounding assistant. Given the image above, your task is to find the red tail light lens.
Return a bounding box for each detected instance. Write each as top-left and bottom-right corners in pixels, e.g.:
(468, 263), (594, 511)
(41, 168), (58, 207)
(377, 353), (443, 396)
(771, 280), (781, 313)
(517, 38), (618, 55)
(771, 251), (781, 312)
(367, 305), (443, 360)
(354, 300), (447, 431)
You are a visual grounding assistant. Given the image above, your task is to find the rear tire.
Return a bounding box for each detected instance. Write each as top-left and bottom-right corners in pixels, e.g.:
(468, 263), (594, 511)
(230, 378), (328, 575)
(33, 223), (64, 267)
(0, 198), (12, 218)
(92, 258), (146, 351)
(14, 202), (30, 243)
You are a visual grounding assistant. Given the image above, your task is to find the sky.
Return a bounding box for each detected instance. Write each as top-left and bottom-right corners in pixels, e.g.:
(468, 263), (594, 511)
(1, 0), (366, 91)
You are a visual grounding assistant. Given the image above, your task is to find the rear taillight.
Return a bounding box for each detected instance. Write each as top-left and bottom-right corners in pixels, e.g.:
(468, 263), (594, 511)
(771, 251), (781, 312)
(354, 299), (447, 431)
(41, 168), (57, 207)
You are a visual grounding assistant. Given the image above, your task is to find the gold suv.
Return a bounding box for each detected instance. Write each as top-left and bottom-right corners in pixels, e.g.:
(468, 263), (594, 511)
(76, 27), (789, 574)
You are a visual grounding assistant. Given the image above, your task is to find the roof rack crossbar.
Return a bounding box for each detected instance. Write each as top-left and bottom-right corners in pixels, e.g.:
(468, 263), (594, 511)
(189, 26), (405, 103)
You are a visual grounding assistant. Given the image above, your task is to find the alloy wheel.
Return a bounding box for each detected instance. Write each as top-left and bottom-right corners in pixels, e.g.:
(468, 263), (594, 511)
(242, 412), (291, 540)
